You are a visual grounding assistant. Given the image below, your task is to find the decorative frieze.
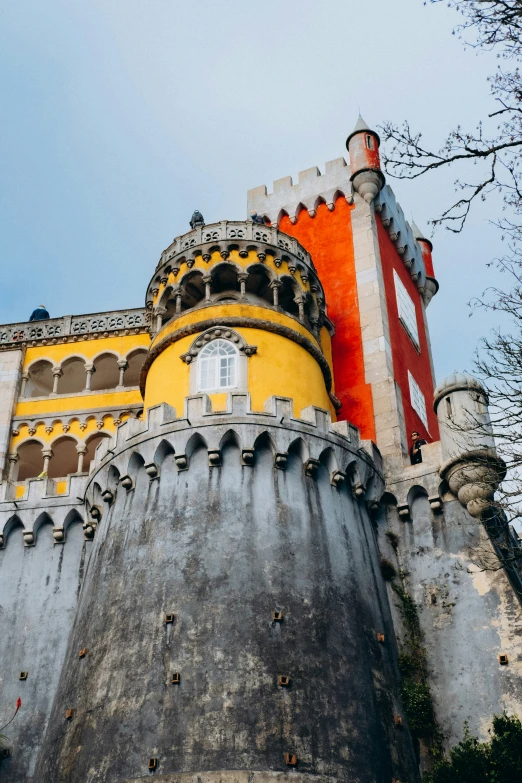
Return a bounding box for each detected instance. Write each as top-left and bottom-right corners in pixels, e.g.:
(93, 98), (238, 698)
(0, 308), (148, 350)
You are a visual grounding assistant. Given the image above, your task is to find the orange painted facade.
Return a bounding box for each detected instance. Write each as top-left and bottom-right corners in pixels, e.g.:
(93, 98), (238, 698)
(376, 216), (439, 441)
(279, 198), (376, 440)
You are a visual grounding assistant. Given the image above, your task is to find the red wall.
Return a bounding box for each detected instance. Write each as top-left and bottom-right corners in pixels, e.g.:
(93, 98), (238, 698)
(376, 216), (439, 441)
(279, 198), (376, 440)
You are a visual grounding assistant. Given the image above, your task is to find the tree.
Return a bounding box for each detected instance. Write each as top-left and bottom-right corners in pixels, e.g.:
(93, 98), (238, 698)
(423, 713), (522, 783)
(380, 1), (522, 573)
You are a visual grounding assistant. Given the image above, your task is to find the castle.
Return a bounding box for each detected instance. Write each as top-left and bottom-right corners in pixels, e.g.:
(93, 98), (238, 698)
(0, 118), (521, 783)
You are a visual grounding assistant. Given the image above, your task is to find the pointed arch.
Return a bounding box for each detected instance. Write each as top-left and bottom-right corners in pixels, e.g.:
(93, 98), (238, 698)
(63, 508), (84, 533)
(127, 451), (146, 476)
(276, 209), (289, 227)
(288, 437), (309, 463)
(33, 511), (54, 538)
(219, 429), (242, 451)
(154, 439), (175, 466)
(253, 430), (277, 455)
(185, 432), (208, 459)
(2, 514), (24, 540)
(314, 196), (327, 212)
(318, 447), (339, 473)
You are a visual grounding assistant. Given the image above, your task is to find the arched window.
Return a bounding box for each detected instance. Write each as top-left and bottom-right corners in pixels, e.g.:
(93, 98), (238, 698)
(197, 340), (238, 392)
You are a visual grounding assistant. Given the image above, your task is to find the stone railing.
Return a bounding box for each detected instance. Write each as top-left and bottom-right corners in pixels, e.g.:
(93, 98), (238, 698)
(157, 220), (314, 270)
(0, 308), (149, 350)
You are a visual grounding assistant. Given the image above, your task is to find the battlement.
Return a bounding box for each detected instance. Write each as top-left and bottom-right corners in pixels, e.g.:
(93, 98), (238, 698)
(247, 158), (353, 225)
(85, 392), (384, 519)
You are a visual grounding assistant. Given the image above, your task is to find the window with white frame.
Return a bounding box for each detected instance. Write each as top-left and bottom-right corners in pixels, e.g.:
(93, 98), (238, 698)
(197, 339), (238, 392)
(394, 270), (419, 348)
(408, 371), (428, 430)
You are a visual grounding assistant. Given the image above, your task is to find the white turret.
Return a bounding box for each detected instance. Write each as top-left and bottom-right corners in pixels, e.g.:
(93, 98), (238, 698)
(434, 372), (505, 518)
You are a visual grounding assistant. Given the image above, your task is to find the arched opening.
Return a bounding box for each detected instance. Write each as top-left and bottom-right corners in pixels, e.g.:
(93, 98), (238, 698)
(25, 360), (53, 398)
(16, 440), (44, 480)
(178, 271), (205, 314)
(123, 350), (147, 387)
(84, 432), (111, 472)
(48, 437), (78, 479)
(197, 339), (239, 392)
(57, 357), (86, 394)
(210, 265), (240, 297)
(246, 264), (272, 304)
(91, 354), (120, 392)
(278, 277), (300, 317)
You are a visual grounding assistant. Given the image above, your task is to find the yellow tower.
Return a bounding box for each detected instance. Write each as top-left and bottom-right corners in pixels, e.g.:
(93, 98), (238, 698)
(144, 220), (339, 418)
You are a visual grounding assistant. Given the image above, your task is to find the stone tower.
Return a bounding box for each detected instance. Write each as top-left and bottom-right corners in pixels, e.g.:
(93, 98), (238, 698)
(34, 222), (421, 782)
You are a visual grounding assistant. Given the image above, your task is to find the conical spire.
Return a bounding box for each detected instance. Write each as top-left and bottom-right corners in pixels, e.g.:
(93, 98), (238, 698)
(353, 114), (370, 133)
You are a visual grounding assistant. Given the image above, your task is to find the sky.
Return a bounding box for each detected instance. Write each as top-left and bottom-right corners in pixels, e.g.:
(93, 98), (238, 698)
(0, 0), (510, 382)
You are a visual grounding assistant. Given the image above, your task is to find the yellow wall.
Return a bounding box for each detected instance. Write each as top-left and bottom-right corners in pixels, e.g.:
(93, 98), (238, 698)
(11, 333), (148, 453)
(22, 333), (150, 368)
(145, 303), (335, 419)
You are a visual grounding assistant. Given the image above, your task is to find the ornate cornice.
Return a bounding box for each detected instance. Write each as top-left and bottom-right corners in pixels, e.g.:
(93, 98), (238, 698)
(140, 316), (340, 409)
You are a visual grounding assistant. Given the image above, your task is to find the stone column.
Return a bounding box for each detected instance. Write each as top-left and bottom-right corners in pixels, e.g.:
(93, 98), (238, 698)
(238, 272), (249, 299)
(76, 444), (87, 474)
(20, 371), (29, 397)
(7, 452), (18, 482)
(175, 293), (182, 314)
(117, 360), (128, 389)
(269, 279), (281, 307)
(41, 448), (53, 475)
(153, 307), (167, 333)
(202, 274), (212, 302)
(51, 367), (62, 397)
(84, 364), (94, 391)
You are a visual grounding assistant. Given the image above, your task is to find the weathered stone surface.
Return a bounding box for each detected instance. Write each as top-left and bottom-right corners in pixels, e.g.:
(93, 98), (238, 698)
(35, 417), (420, 783)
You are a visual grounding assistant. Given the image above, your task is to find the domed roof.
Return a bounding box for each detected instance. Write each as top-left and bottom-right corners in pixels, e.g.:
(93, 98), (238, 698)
(433, 371), (488, 410)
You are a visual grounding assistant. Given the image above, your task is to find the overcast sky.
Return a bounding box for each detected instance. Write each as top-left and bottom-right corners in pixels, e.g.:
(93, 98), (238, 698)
(0, 0), (509, 382)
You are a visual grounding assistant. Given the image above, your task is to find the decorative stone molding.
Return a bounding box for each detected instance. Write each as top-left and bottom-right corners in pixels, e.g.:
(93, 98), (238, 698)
(180, 328), (258, 364)
(141, 316), (335, 405)
(0, 308), (148, 351)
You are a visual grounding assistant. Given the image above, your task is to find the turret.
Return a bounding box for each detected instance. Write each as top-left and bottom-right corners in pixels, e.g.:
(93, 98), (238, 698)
(434, 372), (505, 518)
(346, 116), (385, 203)
(412, 221), (438, 306)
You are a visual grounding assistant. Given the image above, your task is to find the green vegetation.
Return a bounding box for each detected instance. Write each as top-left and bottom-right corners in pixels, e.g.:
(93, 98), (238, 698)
(380, 557), (397, 581)
(424, 714), (522, 783)
(392, 583), (442, 753)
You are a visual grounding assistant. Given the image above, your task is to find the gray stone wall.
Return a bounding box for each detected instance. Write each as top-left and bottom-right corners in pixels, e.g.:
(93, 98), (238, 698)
(0, 520), (90, 782)
(378, 473), (522, 749)
(34, 404), (420, 783)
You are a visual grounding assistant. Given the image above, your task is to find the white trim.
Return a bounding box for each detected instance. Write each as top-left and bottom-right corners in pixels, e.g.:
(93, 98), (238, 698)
(394, 270), (419, 348)
(408, 370), (429, 430)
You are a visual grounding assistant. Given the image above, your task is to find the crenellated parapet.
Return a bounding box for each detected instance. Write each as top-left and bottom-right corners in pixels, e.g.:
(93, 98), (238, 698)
(247, 158), (353, 226)
(0, 471), (88, 548)
(374, 185), (436, 304)
(84, 392), (384, 525)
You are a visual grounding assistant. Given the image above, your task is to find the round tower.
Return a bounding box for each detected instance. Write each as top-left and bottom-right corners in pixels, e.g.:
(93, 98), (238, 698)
(412, 221), (439, 306)
(434, 372), (505, 518)
(36, 221), (420, 783)
(346, 116), (385, 203)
